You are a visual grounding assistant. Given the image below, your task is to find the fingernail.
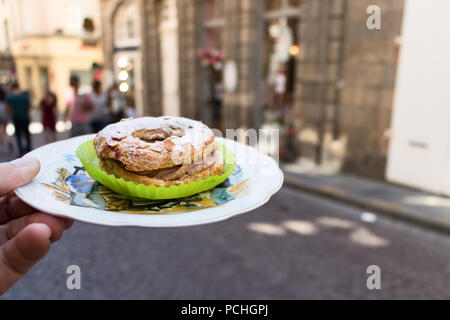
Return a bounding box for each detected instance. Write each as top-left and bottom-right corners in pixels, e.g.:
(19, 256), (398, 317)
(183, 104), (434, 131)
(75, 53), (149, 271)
(11, 156), (40, 169)
(34, 223), (52, 240)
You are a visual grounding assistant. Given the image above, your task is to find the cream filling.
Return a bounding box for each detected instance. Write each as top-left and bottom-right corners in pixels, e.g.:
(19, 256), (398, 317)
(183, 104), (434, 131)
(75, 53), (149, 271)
(107, 151), (222, 181)
(147, 151), (220, 181)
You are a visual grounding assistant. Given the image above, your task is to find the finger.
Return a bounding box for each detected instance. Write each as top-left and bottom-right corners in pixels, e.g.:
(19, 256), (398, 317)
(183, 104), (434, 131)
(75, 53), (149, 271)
(0, 195), (71, 227)
(8, 196), (35, 217)
(4, 213), (67, 243)
(0, 223), (51, 295)
(0, 157), (40, 197)
(64, 219), (74, 230)
(0, 194), (36, 224)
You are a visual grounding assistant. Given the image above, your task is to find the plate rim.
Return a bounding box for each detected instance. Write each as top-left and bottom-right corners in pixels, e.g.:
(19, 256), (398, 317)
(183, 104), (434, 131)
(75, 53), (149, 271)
(14, 135), (284, 228)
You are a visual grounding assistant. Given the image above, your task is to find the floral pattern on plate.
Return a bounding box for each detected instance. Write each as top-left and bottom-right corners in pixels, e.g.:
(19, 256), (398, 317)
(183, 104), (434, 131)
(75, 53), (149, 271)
(43, 154), (249, 215)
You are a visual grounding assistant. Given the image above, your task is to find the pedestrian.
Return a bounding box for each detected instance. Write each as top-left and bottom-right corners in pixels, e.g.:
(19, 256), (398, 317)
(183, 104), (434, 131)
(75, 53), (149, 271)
(124, 100), (137, 119)
(107, 82), (126, 123)
(86, 80), (110, 132)
(211, 81), (222, 131)
(5, 82), (31, 156)
(0, 86), (10, 151)
(0, 156), (73, 295)
(40, 85), (57, 143)
(64, 75), (92, 137)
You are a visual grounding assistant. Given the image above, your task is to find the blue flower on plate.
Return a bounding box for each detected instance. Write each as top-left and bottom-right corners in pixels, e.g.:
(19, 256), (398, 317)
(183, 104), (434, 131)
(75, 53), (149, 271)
(64, 154), (77, 163)
(67, 167), (96, 193)
(211, 188), (235, 205)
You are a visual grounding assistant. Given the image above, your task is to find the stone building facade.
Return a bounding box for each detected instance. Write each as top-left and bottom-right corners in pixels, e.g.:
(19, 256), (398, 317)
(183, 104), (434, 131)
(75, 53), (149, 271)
(2, 0), (103, 111)
(101, 0), (405, 179)
(295, 0), (404, 178)
(177, 0), (404, 179)
(177, 0), (202, 120)
(339, 0), (404, 178)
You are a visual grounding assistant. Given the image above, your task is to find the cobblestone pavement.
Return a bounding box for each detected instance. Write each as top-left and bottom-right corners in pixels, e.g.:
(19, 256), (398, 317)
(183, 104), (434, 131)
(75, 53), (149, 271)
(2, 187), (450, 299)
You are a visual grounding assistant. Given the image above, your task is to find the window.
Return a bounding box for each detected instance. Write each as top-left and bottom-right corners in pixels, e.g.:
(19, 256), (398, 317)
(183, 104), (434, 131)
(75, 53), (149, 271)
(204, 0), (224, 49)
(40, 67), (48, 87)
(126, 17), (135, 38)
(114, 2), (141, 48)
(205, 0), (223, 22)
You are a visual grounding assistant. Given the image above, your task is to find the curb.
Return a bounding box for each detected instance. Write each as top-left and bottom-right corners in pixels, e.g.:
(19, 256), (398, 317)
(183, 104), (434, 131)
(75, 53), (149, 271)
(283, 172), (450, 235)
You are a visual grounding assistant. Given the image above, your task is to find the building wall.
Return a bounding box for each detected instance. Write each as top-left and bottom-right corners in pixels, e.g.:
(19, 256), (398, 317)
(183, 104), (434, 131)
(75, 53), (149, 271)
(8, 0), (102, 38)
(222, 0), (260, 131)
(0, 0), (13, 53)
(0, 0), (14, 84)
(159, 0), (180, 116)
(98, 0), (117, 73)
(177, 0), (202, 120)
(141, 0), (163, 116)
(176, 0), (261, 129)
(7, 0), (103, 110)
(12, 36), (103, 110)
(295, 0), (404, 179)
(295, 0), (335, 164)
(136, 0), (405, 180)
(339, 0), (404, 178)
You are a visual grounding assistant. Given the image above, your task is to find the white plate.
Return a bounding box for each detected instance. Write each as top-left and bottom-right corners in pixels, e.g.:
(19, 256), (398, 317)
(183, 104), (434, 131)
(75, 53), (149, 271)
(15, 135), (283, 228)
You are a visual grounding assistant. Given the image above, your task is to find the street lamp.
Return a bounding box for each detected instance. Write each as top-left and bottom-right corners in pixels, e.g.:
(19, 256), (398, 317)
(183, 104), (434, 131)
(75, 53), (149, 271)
(119, 82), (129, 92)
(117, 57), (128, 68)
(118, 70), (129, 81)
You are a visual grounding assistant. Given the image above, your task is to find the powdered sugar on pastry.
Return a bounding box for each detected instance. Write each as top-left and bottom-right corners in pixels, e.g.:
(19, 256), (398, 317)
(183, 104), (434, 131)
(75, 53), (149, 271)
(94, 116), (216, 172)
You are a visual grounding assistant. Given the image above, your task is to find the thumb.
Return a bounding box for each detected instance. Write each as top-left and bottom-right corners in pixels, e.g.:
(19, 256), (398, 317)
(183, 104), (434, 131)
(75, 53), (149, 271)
(0, 223), (51, 295)
(0, 157), (40, 197)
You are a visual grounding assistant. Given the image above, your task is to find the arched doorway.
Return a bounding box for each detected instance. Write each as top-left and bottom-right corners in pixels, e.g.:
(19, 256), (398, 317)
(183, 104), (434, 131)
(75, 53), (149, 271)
(259, 0), (301, 162)
(112, 1), (143, 116)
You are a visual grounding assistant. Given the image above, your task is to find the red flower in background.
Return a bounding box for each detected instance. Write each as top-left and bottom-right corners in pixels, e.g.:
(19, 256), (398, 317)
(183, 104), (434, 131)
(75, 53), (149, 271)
(197, 48), (224, 71)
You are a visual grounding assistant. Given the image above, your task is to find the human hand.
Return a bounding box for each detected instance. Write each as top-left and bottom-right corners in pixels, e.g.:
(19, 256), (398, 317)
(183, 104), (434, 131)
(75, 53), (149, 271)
(0, 157), (73, 295)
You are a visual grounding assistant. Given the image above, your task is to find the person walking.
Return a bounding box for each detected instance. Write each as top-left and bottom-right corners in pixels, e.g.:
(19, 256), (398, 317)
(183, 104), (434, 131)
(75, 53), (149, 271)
(211, 82), (223, 131)
(64, 75), (91, 137)
(5, 82), (31, 156)
(86, 80), (110, 132)
(124, 100), (137, 119)
(0, 86), (10, 152)
(40, 86), (57, 143)
(107, 82), (126, 123)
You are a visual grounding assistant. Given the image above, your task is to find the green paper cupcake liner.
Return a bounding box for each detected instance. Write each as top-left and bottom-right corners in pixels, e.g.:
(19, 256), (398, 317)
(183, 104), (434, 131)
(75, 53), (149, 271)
(76, 139), (236, 200)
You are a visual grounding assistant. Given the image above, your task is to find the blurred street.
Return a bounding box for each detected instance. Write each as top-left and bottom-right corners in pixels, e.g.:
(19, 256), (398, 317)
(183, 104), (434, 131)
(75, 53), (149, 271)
(0, 128), (70, 162)
(2, 187), (450, 299)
